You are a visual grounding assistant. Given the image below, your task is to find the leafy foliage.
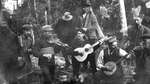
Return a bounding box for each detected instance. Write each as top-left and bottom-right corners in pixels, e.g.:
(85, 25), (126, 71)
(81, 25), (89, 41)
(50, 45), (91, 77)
(6, 0), (149, 35)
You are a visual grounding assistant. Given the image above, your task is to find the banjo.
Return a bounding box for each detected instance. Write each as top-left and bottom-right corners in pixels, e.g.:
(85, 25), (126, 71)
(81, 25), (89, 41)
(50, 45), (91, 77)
(103, 50), (134, 76)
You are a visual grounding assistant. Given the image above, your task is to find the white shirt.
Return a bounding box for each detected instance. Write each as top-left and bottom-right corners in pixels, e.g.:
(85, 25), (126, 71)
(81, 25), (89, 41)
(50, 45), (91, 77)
(83, 13), (87, 19)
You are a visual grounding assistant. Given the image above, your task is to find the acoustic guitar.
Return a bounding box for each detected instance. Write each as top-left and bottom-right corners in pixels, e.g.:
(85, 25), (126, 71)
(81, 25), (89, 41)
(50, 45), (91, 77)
(74, 37), (111, 62)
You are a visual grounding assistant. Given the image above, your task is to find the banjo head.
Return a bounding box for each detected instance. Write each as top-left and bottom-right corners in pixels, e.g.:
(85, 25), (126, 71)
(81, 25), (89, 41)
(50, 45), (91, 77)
(104, 61), (117, 75)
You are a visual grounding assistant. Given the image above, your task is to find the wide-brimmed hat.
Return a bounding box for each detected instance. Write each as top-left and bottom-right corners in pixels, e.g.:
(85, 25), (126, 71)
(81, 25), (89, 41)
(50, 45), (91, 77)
(62, 12), (73, 21)
(42, 25), (53, 31)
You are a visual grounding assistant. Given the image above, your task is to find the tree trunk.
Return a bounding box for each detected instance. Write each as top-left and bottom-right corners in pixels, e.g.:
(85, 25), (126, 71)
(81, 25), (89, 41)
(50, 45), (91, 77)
(34, 0), (38, 24)
(119, 0), (128, 36)
(47, 0), (52, 24)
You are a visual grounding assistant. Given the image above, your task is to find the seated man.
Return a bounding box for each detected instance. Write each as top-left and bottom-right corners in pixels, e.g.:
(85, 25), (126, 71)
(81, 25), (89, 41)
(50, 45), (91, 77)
(95, 36), (130, 84)
(32, 25), (58, 84)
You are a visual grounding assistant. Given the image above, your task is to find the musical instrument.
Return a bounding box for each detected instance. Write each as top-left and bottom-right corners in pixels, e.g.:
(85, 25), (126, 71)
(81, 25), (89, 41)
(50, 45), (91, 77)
(103, 61), (117, 75)
(103, 50), (134, 76)
(17, 70), (35, 79)
(48, 39), (69, 47)
(74, 37), (111, 62)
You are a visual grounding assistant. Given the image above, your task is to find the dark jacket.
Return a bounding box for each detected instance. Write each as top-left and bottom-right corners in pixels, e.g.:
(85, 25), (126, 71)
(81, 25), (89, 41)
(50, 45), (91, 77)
(32, 38), (60, 65)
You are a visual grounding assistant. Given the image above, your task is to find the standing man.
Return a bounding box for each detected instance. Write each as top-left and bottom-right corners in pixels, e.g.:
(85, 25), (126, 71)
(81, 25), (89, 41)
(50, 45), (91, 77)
(80, 2), (105, 75)
(133, 33), (150, 84)
(54, 11), (77, 69)
(54, 11), (75, 44)
(82, 2), (105, 40)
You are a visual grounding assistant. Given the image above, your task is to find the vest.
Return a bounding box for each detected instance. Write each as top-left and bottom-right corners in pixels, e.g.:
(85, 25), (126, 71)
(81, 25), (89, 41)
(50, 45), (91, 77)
(104, 47), (121, 64)
(103, 47), (123, 78)
(38, 39), (55, 65)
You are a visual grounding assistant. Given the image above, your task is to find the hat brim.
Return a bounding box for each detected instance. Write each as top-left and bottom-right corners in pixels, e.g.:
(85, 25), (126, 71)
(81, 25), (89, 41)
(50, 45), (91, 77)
(42, 25), (53, 31)
(62, 15), (73, 21)
(42, 27), (53, 31)
(22, 24), (33, 30)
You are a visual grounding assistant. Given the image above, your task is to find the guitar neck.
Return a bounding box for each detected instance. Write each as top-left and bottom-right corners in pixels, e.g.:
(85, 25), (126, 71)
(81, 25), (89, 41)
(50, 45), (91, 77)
(91, 41), (101, 48)
(116, 54), (129, 64)
(91, 38), (105, 48)
(91, 37), (112, 48)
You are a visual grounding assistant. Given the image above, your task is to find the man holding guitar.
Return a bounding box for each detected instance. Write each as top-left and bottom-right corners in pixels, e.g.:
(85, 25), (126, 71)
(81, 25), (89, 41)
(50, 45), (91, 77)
(70, 29), (107, 79)
(70, 30), (89, 78)
(95, 36), (130, 84)
(76, 1), (105, 77)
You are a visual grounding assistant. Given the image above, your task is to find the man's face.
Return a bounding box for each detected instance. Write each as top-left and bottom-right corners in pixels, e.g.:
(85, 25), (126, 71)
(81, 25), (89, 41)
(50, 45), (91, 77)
(76, 31), (85, 41)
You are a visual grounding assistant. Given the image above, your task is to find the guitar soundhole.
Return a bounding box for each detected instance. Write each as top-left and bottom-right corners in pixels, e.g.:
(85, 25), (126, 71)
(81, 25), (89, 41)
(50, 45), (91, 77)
(85, 48), (89, 52)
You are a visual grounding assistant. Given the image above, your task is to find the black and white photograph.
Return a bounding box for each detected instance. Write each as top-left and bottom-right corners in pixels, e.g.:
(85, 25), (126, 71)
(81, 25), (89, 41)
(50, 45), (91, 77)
(0, 0), (150, 84)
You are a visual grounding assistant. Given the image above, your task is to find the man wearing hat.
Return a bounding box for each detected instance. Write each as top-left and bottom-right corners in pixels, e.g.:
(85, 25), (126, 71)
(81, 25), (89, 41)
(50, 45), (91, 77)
(19, 24), (35, 72)
(20, 24), (35, 49)
(95, 36), (129, 84)
(133, 33), (150, 84)
(32, 25), (59, 84)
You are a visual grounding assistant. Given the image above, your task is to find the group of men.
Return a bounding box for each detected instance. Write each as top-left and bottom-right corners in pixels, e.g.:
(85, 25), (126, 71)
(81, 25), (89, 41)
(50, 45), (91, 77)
(18, 2), (150, 84)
